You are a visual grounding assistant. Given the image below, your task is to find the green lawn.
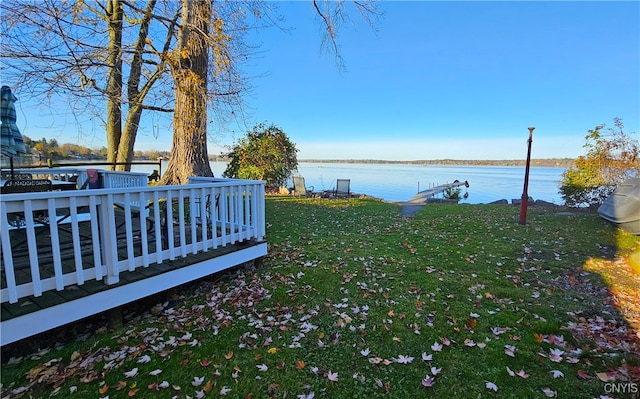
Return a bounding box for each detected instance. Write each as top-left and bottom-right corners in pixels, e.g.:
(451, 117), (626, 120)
(2, 197), (639, 398)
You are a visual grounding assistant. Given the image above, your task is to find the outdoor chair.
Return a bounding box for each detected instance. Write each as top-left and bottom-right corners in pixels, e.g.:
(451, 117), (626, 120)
(334, 179), (351, 200)
(292, 176), (315, 197)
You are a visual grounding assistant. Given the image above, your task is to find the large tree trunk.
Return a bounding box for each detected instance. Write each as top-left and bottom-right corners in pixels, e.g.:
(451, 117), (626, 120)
(105, 0), (123, 168)
(116, 0), (159, 171)
(160, 0), (214, 185)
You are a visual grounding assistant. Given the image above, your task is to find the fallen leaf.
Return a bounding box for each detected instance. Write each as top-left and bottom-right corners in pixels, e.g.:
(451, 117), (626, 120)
(541, 387), (557, 397)
(504, 345), (516, 357)
(395, 355), (414, 364)
(549, 348), (564, 363)
(485, 381), (498, 392)
(577, 370), (591, 380)
(203, 380), (214, 393)
(124, 368), (138, 378)
(327, 371), (339, 382)
(268, 383), (279, 394)
(137, 355), (152, 364)
(224, 351), (234, 359)
(596, 372), (616, 382)
(550, 370), (564, 379)
(70, 351), (81, 362)
(421, 375), (435, 388)
(192, 376), (205, 386)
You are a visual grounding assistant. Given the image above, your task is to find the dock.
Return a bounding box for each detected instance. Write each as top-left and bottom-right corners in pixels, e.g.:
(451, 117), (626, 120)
(407, 180), (469, 204)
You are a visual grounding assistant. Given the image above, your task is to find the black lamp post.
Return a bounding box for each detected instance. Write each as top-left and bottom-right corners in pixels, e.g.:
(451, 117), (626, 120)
(518, 127), (535, 225)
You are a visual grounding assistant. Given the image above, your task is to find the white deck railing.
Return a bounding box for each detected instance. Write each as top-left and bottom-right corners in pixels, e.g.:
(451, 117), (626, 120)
(0, 179), (266, 305)
(100, 170), (149, 189)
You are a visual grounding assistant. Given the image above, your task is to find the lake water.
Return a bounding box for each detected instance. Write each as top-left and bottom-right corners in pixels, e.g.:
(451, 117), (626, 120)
(133, 161), (566, 205)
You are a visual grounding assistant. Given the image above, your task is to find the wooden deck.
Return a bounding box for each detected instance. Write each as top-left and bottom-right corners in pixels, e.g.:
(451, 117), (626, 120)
(1, 177), (267, 345)
(1, 211), (263, 321)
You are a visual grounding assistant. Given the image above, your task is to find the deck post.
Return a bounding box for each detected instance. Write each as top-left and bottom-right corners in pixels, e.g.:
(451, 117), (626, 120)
(107, 307), (123, 330)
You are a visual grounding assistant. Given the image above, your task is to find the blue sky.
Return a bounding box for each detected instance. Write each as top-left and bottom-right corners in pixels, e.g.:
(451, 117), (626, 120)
(13, 1), (640, 161)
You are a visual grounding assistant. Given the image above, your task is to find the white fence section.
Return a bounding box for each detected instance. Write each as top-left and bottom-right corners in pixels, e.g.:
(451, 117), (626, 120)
(0, 179), (266, 305)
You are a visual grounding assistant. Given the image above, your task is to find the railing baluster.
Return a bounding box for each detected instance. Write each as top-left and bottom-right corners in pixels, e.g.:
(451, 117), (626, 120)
(89, 195), (103, 279)
(23, 201), (43, 297)
(139, 191), (150, 267)
(101, 194), (119, 284)
(1, 209), (18, 303)
(177, 189), (187, 258)
(69, 196), (85, 286)
(47, 198), (65, 291)
(166, 190), (175, 260)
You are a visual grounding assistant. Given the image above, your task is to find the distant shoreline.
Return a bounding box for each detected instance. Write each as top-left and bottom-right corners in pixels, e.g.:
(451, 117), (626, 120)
(296, 158), (574, 168)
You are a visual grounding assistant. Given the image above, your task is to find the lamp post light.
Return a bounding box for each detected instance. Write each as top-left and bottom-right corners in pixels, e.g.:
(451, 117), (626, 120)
(518, 127), (535, 225)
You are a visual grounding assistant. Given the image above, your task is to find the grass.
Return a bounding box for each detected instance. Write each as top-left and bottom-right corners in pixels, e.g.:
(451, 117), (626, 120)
(1, 196), (639, 398)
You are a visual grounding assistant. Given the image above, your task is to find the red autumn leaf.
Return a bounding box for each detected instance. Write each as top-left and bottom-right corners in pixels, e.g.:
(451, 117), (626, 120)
(577, 370), (591, 380)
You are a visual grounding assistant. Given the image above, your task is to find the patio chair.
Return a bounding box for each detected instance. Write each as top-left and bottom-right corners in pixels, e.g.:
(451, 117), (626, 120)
(292, 176), (315, 197)
(334, 179), (351, 200)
